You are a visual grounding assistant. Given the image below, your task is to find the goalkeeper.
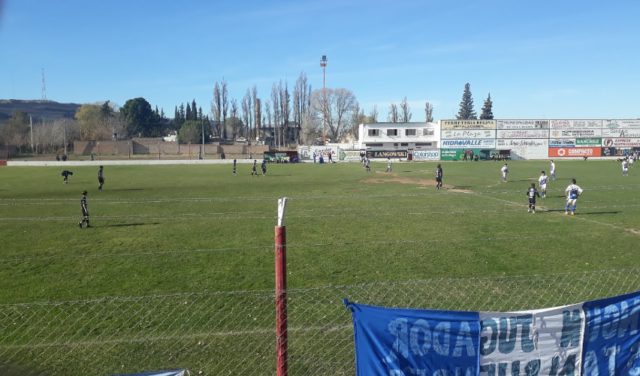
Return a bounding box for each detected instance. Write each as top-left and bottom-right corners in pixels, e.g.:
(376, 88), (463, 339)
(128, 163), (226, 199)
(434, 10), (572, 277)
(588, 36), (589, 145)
(564, 178), (583, 216)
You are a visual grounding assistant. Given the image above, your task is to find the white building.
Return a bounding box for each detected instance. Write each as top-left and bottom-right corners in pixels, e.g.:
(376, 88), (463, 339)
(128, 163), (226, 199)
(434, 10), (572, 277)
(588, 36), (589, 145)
(357, 122), (440, 151)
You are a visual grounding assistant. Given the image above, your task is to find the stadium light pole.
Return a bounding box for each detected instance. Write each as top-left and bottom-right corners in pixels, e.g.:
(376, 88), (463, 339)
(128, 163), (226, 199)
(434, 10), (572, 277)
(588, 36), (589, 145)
(320, 55), (327, 145)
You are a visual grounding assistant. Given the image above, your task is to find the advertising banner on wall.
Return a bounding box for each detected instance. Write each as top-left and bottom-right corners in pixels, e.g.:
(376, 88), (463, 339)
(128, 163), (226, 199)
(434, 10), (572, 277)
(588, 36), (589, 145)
(298, 146), (339, 160)
(440, 149), (485, 161)
(497, 119), (550, 129)
(497, 129), (549, 139)
(441, 120), (496, 130)
(367, 150), (408, 158)
(341, 150), (363, 161)
(549, 147), (602, 157)
(412, 149), (440, 161)
(604, 119), (640, 128)
(575, 138), (602, 146)
(602, 128), (640, 138)
(602, 147), (637, 157)
(496, 139), (548, 159)
(550, 120), (603, 129)
(549, 139), (576, 147)
(602, 138), (640, 147)
(441, 129), (496, 139)
(550, 129), (602, 138)
(441, 139), (496, 148)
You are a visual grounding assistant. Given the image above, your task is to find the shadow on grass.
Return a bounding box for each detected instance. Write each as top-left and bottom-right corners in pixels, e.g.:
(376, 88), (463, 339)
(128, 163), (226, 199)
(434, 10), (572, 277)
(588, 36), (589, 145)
(111, 188), (145, 191)
(581, 211), (620, 215)
(101, 222), (160, 228)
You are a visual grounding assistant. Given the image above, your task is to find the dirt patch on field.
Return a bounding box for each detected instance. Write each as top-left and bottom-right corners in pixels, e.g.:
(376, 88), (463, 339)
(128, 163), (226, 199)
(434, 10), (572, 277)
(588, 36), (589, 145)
(361, 173), (472, 193)
(625, 228), (640, 236)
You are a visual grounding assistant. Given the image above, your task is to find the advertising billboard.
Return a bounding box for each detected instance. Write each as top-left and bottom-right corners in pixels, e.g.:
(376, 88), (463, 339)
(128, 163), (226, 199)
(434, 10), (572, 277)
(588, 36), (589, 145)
(412, 149), (440, 161)
(440, 119), (496, 130)
(549, 147), (601, 157)
(549, 120), (603, 129)
(603, 119), (640, 128)
(441, 129), (495, 139)
(497, 129), (549, 139)
(497, 120), (550, 129)
(440, 139), (496, 148)
(549, 129), (602, 138)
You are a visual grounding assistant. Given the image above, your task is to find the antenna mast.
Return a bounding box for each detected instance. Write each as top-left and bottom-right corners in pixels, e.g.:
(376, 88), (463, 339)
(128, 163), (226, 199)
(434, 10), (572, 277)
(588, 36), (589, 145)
(41, 68), (47, 100)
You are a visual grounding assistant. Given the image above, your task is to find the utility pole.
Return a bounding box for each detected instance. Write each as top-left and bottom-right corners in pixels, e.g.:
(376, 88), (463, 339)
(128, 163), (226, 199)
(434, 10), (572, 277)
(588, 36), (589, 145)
(29, 115), (34, 152)
(320, 55), (327, 145)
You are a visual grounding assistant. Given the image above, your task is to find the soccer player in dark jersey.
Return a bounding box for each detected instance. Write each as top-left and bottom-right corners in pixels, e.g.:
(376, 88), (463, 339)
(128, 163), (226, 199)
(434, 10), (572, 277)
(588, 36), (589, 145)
(79, 190), (90, 228)
(435, 164), (443, 190)
(61, 170), (73, 184)
(251, 160), (258, 176)
(526, 183), (541, 213)
(98, 166), (105, 191)
(232, 159), (237, 176)
(261, 159), (267, 175)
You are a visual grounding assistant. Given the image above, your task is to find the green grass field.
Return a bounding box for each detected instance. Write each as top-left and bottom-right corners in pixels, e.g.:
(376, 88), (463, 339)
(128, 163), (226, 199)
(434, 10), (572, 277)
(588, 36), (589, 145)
(1, 159), (639, 375)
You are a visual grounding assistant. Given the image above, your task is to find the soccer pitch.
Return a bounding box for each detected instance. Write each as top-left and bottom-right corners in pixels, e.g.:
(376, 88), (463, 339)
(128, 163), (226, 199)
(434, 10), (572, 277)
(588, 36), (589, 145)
(1, 159), (639, 375)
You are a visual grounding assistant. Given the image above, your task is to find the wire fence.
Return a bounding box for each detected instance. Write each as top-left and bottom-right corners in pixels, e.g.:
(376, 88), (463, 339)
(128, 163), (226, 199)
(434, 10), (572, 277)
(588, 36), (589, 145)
(1, 268), (640, 375)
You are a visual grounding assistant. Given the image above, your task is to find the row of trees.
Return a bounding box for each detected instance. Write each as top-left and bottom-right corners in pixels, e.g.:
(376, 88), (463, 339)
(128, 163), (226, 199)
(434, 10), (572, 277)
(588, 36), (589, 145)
(0, 81), (494, 152)
(457, 83), (494, 120)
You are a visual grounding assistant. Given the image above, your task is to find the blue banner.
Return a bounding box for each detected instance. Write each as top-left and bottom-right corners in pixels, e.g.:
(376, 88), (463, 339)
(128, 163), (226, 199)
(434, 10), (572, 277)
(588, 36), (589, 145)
(582, 290), (640, 376)
(345, 300), (480, 376)
(346, 291), (640, 376)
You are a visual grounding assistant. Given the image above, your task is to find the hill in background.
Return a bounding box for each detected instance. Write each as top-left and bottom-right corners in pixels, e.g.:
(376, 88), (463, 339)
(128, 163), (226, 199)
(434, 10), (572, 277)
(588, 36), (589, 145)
(0, 99), (81, 122)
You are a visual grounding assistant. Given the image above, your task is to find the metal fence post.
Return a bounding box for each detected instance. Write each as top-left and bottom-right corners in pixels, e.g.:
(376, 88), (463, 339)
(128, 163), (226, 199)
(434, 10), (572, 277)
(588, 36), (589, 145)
(275, 197), (288, 376)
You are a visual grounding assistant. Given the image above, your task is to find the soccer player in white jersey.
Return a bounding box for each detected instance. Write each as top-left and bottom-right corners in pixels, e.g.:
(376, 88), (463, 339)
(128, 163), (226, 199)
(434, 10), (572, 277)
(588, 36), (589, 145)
(564, 178), (584, 216)
(538, 171), (548, 198)
(622, 158), (629, 176)
(501, 163), (509, 182)
(549, 160), (556, 181)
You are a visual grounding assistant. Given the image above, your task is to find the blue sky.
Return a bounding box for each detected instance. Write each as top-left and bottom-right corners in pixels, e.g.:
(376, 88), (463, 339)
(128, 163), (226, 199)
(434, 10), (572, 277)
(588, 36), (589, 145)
(1, 0), (639, 120)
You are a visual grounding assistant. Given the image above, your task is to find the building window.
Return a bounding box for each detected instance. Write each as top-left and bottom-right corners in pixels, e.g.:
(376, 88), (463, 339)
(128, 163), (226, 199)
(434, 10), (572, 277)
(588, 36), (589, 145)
(423, 128), (434, 136)
(365, 143), (383, 147)
(405, 129), (416, 136)
(387, 129), (398, 136)
(416, 142), (433, 147)
(368, 129), (380, 137)
(400, 143), (409, 146)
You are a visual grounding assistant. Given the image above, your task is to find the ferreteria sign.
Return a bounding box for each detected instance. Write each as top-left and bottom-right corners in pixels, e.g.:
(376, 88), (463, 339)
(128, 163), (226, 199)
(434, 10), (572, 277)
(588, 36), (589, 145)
(366, 150), (408, 158)
(441, 120), (496, 130)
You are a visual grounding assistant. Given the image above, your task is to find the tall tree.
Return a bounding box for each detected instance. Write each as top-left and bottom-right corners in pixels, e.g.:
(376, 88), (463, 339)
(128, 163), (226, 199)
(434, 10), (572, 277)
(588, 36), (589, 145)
(212, 82), (222, 137)
(480, 93), (494, 120)
(399, 97), (412, 123)
(350, 102), (367, 139)
(293, 72), (311, 144)
(457, 83), (477, 120)
(425, 102), (434, 122)
(388, 103), (399, 123)
(120, 97), (160, 137)
(221, 79), (229, 139)
(185, 102), (192, 121)
(0, 111), (30, 150)
(241, 89), (252, 140)
(369, 105), (378, 123)
(251, 85), (259, 141)
(311, 88), (357, 142)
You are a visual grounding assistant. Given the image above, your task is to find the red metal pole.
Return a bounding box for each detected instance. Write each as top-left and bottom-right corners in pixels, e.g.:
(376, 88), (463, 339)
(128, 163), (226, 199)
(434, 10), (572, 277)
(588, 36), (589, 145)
(275, 225), (288, 376)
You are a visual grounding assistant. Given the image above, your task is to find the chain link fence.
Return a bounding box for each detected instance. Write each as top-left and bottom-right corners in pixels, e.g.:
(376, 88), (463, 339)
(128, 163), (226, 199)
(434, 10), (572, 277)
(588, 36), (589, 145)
(2, 267), (640, 375)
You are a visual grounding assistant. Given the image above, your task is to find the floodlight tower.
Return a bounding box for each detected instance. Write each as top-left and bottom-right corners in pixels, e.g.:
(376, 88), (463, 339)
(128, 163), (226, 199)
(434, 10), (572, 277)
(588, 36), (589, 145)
(320, 55), (327, 144)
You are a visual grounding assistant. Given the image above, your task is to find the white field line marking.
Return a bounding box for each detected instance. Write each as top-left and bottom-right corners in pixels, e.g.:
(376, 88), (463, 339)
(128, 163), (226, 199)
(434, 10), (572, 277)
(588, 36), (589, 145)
(0, 324), (352, 350)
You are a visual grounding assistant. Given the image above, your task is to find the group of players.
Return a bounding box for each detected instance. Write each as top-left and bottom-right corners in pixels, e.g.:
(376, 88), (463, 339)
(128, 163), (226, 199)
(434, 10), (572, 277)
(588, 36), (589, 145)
(61, 166), (104, 229)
